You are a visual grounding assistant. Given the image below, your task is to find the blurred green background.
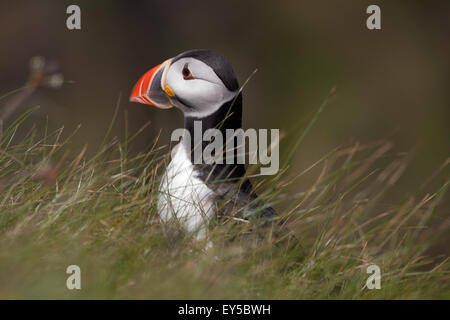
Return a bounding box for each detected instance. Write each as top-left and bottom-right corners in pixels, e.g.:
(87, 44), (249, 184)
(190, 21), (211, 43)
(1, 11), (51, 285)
(0, 0), (449, 194)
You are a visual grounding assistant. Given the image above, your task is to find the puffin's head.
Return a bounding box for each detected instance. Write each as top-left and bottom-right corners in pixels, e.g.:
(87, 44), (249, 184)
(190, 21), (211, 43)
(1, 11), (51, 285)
(130, 49), (240, 117)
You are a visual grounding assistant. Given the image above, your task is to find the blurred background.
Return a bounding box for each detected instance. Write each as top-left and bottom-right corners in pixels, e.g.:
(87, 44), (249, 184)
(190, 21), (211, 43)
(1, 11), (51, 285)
(0, 0), (449, 197)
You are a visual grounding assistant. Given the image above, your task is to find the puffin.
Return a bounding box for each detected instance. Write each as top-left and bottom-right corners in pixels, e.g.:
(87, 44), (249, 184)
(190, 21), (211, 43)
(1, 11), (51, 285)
(130, 49), (284, 244)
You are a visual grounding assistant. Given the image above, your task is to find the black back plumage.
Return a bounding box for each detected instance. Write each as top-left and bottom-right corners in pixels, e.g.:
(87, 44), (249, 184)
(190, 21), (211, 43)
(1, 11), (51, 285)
(183, 85), (280, 231)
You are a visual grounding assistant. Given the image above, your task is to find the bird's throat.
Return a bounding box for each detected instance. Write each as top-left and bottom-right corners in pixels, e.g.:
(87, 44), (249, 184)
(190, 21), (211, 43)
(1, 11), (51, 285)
(182, 93), (246, 182)
(184, 93), (242, 131)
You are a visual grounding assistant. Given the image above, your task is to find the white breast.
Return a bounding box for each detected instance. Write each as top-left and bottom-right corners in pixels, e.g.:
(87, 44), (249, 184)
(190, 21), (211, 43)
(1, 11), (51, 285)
(157, 143), (215, 240)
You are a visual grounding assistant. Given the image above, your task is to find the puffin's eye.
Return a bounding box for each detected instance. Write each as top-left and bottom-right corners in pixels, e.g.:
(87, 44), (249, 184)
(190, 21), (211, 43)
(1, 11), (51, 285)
(182, 65), (193, 79)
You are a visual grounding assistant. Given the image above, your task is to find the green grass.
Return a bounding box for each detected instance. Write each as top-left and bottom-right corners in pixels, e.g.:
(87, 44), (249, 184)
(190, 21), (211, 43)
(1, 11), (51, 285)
(0, 107), (448, 300)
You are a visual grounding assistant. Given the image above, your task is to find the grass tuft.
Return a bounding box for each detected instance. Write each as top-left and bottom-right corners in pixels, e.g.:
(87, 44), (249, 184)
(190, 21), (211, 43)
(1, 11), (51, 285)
(0, 107), (448, 299)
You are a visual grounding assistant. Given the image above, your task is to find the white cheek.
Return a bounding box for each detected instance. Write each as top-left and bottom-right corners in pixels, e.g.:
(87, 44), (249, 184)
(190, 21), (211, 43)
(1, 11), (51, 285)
(172, 78), (225, 106)
(165, 59), (237, 116)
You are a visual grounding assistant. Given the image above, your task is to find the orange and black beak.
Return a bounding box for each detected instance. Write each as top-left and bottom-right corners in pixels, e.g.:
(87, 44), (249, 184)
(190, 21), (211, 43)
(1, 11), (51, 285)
(129, 59), (174, 109)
